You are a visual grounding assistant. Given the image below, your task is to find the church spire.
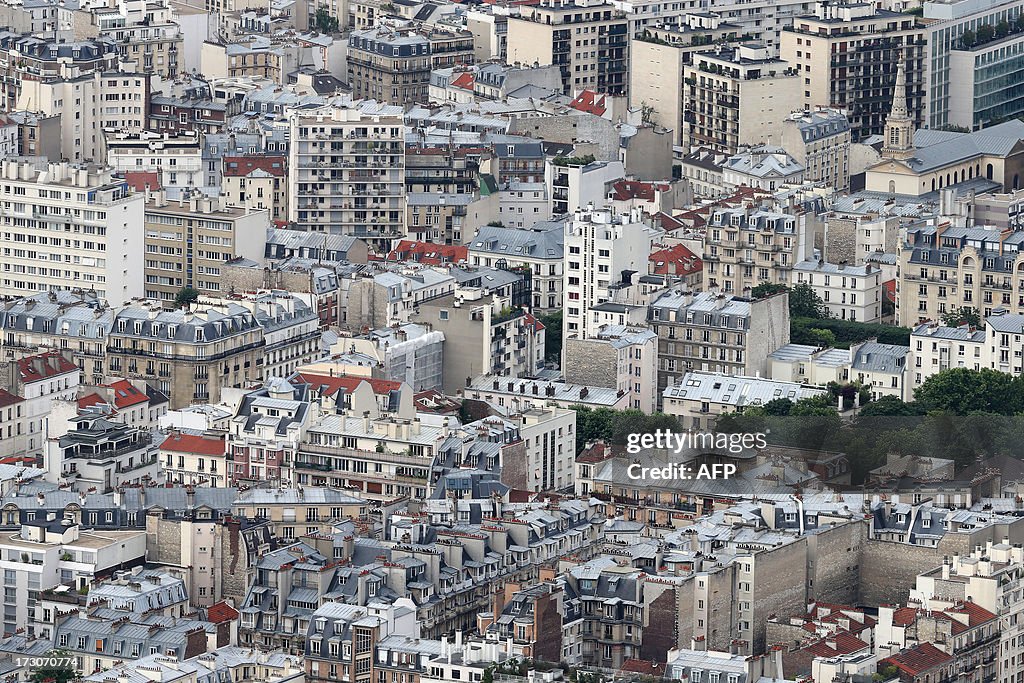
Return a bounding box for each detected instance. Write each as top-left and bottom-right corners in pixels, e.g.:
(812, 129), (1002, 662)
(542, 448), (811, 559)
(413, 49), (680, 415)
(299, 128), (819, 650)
(882, 51), (914, 160)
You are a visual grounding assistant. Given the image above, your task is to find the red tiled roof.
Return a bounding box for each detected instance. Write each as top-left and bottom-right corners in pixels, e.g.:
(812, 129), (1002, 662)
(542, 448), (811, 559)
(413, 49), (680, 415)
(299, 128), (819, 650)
(947, 601), (997, 627)
(650, 243), (702, 277)
(386, 240), (468, 266)
(77, 393), (108, 410)
(206, 601), (240, 624)
(619, 660), (666, 676)
(523, 312), (544, 332)
(451, 72), (474, 90)
(222, 155), (287, 178)
(892, 607), (920, 626)
(159, 433), (226, 456)
(610, 179), (669, 202)
(17, 352), (77, 383)
(0, 456), (34, 465)
(653, 211), (687, 231)
(293, 372), (402, 397)
(569, 90), (607, 116)
(0, 389), (24, 409)
(104, 379), (148, 409)
(803, 631), (870, 658)
(881, 642), (952, 677)
(124, 171), (161, 192)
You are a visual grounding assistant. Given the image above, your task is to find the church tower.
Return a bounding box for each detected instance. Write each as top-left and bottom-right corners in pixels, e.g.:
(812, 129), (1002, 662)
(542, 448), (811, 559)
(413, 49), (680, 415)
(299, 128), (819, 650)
(881, 52), (914, 160)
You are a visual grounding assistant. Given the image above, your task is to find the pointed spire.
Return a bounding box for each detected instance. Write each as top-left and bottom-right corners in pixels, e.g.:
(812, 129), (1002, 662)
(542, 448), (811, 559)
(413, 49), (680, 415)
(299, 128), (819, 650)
(889, 51), (909, 120)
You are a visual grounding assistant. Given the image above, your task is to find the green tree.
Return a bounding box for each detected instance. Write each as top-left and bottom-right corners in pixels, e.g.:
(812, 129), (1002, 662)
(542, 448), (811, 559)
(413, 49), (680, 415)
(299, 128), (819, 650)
(941, 306), (981, 328)
(538, 310), (562, 364)
(789, 282), (829, 319)
(914, 368), (1024, 415)
(1016, 13), (1024, 32)
(996, 19), (1010, 37)
(174, 286), (200, 309)
(760, 398), (794, 416)
(312, 5), (339, 32)
(858, 395), (917, 417)
(751, 282), (788, 299)
(486, 220), (505, 227)
(977, 23), (996, 44)
(960, 28), (976, 48)
(29, 651), (77, 683)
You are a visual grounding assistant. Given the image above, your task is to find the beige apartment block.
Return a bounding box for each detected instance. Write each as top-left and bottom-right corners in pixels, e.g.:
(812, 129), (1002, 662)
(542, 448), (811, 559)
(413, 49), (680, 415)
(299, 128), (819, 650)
(507, 0), (629, 96)
(779, 3), (925, 141)
(681, 43), (799, 153)
(143, 191), (269, 304)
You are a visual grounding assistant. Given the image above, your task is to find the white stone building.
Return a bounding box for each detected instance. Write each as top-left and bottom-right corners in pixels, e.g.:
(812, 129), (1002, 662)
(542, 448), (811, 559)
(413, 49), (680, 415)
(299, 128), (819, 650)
(791, 259), (885, 323)
(0, 161), (144, 303)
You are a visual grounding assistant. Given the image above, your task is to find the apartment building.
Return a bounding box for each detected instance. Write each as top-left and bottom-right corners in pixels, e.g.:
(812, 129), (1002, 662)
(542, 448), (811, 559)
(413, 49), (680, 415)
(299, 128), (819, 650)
(562, 208), (660, 342)
(94, 0), (183, 78)
(0, 34), (120, 110)
(106, 132), (203, 192)
(779, 2), (926, 141)
(348, 23), (474, 104)
(896, 223), (1024, 326)
(3, 351), (80, 461)
(0, 161), (144, 303)
(563, 324), (659, 412)
(924, 0), (1024, 130)
(663, 371), (827, 429)
(411, 288), (544, 393)
(791, 260), (884, 322)
(910, 544), (1024, 683)
(506, 0), (629, 96)
(0, 522), (147, 636)
(201, 37), (296, 84)
(463, 375), (631, 412)
(701, 204), (818, 293)
(722, 146), (805, 192)
(47, 411), (160, 492)
(548, 158), (624, 217)
(682, 43), (800, 153)
(909, 322), (986, 390)
(19, 71), (149, 164)
(220, 156), (288, 221)
(468, 220), (565, 311)
(149, 95), (226, 135)
(649, 289), (790, 399)
(144, 192), (269, 303)
(287, 105), (406, 252)
(159, 431), (228, 487)
(231, 488), (367, 540)
(106, 301), (264, 409)
(628, 16), (749, 148)
(0, 291), (113, 385)
(769, 341), (910, 402)
(780, 108), (852, 191)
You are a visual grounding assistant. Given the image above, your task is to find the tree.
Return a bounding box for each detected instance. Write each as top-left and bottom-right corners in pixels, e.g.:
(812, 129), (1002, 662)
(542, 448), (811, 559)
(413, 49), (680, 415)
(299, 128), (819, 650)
(789, 283), (829, 319)
(914, 368), (1024, 415)
(1016, 12), (1024, 32)
(751, 282), (788, 299)
(174, 286), (200, 309)
(858, 395), (918, 417)
(538, 310), (562, 364)
(312, 5), (339, 33)
(960, 29), (976, 48)
(977, 23), (996, 44)
(29, 650), (76, 683)
(486, 221), (505, 227)
(940, 306), (980, 328)
(996, 19), (1010, 37)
